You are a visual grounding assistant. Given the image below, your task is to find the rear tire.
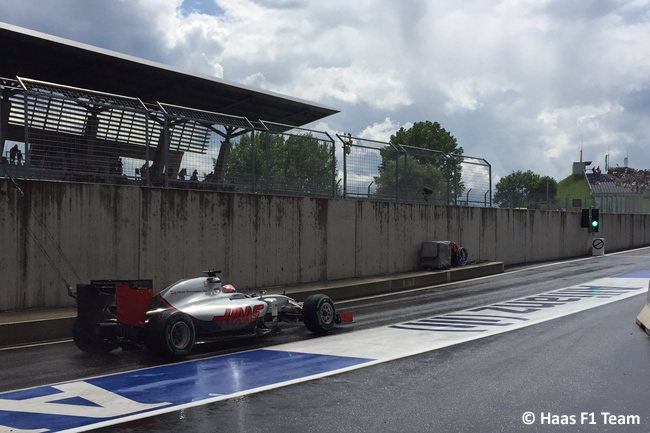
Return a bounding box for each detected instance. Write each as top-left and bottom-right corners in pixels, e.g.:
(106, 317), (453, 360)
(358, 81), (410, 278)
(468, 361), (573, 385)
(72, 319), (117, 354)
(303, 294), (336, 334)
(147, 310), (195, 358)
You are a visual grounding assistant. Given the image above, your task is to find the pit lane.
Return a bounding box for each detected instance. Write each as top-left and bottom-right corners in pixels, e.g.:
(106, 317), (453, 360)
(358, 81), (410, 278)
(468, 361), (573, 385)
(2, 248), (650, 432)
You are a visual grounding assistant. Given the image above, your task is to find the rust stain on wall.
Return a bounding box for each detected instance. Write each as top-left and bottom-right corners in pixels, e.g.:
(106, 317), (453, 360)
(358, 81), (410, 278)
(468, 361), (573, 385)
(316, 198), (328, 280)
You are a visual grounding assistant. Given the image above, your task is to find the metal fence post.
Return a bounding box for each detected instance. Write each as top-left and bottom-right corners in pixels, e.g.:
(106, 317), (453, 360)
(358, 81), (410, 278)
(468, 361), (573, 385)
(395, 151), (400, 202)
(144, 113), (150, 186)
(265, 131), (270, 193)
(22, 91), (30, 166)
(343, 134), (349, 198)
(251, 129), (256, 193)
(163, 114), (169, 188)
(330, 135), (336, 198)
(487, 160), (492, 207)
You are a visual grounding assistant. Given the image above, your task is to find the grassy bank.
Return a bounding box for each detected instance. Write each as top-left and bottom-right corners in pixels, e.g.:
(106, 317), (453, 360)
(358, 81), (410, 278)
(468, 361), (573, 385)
(556, 175), (593, 211)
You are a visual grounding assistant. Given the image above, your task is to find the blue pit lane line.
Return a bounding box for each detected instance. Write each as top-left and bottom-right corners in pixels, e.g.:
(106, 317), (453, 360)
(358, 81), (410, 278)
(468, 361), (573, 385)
(615, 269), (650, 278)
(0, 350), (373, 433)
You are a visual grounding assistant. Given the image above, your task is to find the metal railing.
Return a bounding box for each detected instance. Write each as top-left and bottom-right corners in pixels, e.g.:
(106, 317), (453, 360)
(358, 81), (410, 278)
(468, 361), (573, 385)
(1, 77), (491, 206)
(337, 134), (492, 206)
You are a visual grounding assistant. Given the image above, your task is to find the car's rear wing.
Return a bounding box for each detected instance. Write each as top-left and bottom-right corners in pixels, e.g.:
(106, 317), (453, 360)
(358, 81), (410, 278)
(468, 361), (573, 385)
(76, 280), (153, 327)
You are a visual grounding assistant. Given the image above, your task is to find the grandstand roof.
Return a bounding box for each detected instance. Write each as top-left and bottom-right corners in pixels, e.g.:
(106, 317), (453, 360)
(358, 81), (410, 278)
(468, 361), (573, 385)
(0, 22), (338, 127)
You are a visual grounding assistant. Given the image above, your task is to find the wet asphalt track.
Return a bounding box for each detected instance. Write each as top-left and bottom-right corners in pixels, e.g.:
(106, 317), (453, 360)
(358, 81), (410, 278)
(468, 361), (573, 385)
(3, 248), (650, 432)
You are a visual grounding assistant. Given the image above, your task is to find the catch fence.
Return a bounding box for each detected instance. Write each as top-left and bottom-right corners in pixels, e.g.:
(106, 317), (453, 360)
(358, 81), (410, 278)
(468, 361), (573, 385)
(1, 77), (491, 206)
(337, 134), (491, 206)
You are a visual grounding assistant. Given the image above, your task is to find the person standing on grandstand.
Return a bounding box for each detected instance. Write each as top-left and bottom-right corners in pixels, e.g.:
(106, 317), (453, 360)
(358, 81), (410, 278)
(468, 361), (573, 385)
(9, 144), (18, 164)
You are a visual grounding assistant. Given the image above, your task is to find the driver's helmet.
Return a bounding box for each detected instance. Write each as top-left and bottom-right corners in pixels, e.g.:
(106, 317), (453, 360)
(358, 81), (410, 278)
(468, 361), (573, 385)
(222, 284), (237, 293)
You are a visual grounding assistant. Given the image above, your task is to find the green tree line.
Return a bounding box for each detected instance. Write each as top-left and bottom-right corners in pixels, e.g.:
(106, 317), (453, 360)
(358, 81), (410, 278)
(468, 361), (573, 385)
(219, 132), (336, 195)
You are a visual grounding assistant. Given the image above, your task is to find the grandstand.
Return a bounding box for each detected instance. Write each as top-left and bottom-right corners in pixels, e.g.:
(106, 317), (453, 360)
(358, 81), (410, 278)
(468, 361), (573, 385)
(584, 164), (650, 214)
(0, 22), (339, 193)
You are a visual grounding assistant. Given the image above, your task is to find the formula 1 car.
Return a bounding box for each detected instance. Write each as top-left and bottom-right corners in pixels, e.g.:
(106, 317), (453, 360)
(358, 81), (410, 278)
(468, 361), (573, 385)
(72, 270), (353, 358)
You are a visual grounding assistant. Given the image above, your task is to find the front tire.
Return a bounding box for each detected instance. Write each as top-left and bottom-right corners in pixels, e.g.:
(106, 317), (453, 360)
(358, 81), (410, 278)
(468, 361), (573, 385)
(72, 319), (117, 354)
(147, 310), (196, 358)
(303, 294), (336, 334)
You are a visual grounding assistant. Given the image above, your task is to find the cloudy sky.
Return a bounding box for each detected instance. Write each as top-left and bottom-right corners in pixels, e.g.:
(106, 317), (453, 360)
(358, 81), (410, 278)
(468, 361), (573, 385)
(1, 0), (649, 184)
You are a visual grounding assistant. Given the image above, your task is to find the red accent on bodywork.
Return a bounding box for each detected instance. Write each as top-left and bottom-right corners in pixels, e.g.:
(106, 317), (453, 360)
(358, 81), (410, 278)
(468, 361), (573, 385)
(156, 294), (176, 310)
(213, 304), (264, 324)
(116, 284), (153, 328)
(338, 311), (354, 323)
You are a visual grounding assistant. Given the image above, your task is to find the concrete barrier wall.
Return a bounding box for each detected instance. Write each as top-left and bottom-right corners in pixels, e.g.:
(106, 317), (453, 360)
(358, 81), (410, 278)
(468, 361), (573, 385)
(2, 179), (650, 311)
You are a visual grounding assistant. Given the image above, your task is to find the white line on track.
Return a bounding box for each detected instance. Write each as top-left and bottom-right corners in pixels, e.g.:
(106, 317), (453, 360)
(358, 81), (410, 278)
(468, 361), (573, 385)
(0, 339), (71, 352)
(270, 276), (649, 361)
(338, 246), (650, 305)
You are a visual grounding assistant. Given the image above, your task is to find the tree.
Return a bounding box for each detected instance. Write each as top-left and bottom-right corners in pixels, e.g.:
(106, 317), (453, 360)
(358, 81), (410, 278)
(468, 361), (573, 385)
(376, 158), (445, 200)
(493, 170), (557, 208)
(219, 132), (336, 195)
(374, 121), (464, 202)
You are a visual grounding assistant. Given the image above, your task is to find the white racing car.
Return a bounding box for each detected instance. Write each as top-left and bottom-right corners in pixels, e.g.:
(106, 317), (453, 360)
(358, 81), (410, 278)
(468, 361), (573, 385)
(72, 270), (353, 358)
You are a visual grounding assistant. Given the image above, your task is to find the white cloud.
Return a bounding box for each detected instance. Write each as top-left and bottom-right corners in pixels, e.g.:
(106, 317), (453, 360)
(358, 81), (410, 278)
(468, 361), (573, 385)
(242, 72), (266, 87)
(358, 118), (406, 142)
(2, 0), (650, 185)
(439, 77), (520, 115)
(538, 103), (628, 165)
(253, 66), (412, 111)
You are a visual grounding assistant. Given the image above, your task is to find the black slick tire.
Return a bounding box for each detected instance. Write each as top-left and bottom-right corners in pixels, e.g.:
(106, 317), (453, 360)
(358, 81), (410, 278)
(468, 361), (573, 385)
(302, 294), (336, 334)
(147, 310), (196, 358)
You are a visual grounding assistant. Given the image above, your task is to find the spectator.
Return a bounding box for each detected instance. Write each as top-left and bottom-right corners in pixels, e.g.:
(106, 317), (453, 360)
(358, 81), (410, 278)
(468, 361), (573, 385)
(140, 163), (149, 179)
(178, 168), (187, 180)
(9, 144), (18, 164)
(16, 149), (23, 166)
(190, 169), (199, 182)
(608, 166), (650, 194)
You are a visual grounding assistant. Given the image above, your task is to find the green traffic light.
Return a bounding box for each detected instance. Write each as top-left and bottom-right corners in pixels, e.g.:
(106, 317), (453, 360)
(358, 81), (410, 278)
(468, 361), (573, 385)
(591, 221), (598, 227)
